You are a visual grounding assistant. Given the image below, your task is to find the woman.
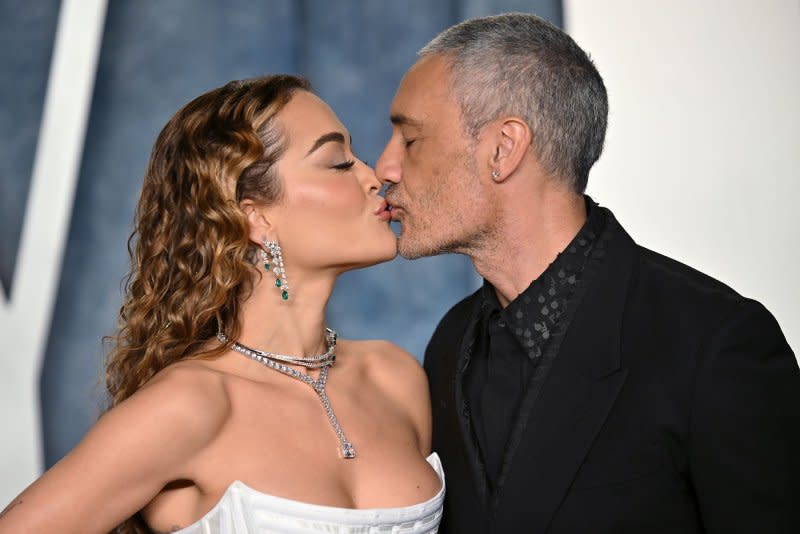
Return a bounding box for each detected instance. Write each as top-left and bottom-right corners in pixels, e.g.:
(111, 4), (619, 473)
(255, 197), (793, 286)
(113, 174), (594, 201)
(0, 75), (444, 533)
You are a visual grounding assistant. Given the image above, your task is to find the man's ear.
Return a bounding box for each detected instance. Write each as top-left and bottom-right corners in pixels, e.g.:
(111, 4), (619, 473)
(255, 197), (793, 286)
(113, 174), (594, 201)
(488, 117), (532, 183)
(239, 198), (274, 246)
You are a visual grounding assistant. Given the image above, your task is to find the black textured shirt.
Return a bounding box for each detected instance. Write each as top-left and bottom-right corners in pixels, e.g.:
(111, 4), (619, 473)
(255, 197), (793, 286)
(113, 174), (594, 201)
(464, 198), (607, 488)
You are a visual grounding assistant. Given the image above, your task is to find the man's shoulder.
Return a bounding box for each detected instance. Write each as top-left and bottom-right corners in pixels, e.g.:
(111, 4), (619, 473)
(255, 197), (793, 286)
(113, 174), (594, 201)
(633, 244), (744, 307)
(601, 208), (757, 334)
(603, 206), (742, 305)
(619, 242), (778, 345)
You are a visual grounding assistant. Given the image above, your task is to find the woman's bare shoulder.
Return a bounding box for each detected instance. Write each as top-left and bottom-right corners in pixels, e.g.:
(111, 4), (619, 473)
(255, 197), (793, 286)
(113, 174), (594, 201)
(81, 359), (234, 483)
(136, 359), (232, 437)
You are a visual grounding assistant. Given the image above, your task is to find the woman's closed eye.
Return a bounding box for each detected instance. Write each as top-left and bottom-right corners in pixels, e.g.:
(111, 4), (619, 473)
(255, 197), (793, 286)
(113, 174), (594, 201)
(331, 159), (355, 171)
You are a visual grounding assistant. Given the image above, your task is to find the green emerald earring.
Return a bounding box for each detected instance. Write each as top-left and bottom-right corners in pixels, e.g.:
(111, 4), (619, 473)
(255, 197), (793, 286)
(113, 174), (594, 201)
(262, 239), (289, 301)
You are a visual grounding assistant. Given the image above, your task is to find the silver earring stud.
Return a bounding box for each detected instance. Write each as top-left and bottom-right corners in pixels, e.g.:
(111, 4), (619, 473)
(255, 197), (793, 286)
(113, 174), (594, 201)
(491, 169), (500, 179)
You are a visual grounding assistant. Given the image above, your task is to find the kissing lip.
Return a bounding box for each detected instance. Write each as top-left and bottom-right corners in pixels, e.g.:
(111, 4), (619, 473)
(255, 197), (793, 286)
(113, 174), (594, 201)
(375, 199), (392, 222)
(383, 195), (404, 220)
(374, 199), (389, 215)
(384, 195), (400, 211)
(388, 205), (404, 222)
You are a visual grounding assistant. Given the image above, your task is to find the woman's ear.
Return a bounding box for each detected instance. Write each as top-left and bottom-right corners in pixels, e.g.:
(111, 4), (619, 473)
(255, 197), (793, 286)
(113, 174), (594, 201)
(239, 199), (273, 246)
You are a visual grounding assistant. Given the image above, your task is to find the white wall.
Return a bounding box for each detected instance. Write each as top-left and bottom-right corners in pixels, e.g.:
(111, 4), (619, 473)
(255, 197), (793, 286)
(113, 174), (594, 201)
(566, 0), (800, 357)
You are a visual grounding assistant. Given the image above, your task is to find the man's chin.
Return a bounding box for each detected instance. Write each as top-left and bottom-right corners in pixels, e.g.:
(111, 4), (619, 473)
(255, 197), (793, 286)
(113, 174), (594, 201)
(397, 234), (443, 260)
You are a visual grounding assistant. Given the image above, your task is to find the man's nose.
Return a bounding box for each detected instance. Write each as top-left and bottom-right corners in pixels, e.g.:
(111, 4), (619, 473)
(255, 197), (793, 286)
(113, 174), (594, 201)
(375, 143), (400, 185)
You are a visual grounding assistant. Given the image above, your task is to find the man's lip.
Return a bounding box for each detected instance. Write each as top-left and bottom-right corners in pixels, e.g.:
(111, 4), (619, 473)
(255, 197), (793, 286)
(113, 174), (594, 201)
(383, 196), (404, 220)
(389, 205), (404, 221)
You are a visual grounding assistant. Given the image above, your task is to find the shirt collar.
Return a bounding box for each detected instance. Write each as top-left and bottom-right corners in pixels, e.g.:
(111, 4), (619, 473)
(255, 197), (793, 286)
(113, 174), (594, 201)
(480, 196), (607, 359)
(482, 196), (603, 311)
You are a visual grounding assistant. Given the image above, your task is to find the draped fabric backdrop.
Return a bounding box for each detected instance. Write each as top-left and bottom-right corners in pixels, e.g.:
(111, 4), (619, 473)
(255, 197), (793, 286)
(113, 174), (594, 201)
(2, 0), (798, 507)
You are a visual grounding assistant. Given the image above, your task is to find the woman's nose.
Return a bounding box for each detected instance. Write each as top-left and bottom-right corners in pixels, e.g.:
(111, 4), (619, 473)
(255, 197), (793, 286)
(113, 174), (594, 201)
(359, 161), (382, 193)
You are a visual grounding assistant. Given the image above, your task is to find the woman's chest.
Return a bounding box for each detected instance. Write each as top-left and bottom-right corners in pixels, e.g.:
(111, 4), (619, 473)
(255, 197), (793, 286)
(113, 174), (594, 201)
(193, 384), (437, 508)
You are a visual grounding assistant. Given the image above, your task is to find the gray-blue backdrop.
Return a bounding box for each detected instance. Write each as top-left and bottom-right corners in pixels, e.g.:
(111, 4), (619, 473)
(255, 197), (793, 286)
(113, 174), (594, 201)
(0, 0), (561, 468)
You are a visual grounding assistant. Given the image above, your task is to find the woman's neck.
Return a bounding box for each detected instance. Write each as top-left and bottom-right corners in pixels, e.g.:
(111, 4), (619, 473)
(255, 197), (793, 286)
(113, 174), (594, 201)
(235, 269), (335, 357)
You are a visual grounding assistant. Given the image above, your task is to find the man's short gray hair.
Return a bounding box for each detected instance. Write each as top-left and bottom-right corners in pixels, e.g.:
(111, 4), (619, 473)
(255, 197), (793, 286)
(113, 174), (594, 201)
(420, 13), (608, 192)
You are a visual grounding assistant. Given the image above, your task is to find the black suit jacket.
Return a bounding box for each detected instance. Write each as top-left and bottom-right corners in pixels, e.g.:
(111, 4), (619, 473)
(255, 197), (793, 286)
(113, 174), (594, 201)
(424, 211), (800, 533)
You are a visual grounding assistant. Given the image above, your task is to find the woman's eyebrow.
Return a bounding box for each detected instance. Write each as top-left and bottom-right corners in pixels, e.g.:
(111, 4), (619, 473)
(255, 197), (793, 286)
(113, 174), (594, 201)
(306, 131), (347, 156)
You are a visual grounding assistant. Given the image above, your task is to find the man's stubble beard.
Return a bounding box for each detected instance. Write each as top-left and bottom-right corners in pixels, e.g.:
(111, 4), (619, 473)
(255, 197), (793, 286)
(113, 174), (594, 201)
(397, 217), (493, 260)
(396, 172), (494, 260)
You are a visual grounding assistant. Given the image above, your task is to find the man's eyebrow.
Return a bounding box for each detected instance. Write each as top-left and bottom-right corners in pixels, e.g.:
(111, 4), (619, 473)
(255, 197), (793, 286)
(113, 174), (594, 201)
(390, 113), (423, 129)
(306, 132), (347, 156)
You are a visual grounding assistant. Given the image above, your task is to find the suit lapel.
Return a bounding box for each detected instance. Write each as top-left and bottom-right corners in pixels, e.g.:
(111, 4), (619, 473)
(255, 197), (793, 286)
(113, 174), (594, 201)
(453, 297), (491, 504)
(492, 214), (637, 531)
(426, 291), (492, 530)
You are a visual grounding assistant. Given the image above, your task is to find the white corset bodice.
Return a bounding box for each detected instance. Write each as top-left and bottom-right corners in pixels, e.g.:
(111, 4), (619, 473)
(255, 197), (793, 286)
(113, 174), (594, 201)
(173, 453), (445, 533)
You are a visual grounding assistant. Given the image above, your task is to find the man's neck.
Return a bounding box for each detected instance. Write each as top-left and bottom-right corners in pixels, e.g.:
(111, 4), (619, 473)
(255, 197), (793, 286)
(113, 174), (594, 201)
(472, 191), (587, 308)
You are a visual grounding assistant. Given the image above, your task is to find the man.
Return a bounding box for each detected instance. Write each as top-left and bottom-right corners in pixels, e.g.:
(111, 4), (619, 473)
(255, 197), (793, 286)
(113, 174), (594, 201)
(376, 13), (800, 533)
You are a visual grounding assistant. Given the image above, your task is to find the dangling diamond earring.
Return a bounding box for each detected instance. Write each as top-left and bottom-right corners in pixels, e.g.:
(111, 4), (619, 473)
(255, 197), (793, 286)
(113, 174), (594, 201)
(263, 239), (289, 301)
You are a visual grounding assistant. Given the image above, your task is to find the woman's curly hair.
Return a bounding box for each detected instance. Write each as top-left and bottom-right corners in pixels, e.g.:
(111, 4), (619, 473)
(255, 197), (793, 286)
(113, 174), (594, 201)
(105, 74), (310, 534)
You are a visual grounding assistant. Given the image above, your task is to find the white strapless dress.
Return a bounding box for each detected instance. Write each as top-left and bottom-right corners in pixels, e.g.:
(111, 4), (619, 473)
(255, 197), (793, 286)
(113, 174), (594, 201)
(173, 453), (445, 533)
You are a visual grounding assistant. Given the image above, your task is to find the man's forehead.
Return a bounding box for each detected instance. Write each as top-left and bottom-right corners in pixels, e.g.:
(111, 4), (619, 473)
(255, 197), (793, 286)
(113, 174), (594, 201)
(391, 55), (453, 119)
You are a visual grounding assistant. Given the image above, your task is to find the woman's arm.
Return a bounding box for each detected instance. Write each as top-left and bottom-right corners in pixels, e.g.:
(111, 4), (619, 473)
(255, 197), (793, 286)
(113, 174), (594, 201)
(0, 364), (229, 534)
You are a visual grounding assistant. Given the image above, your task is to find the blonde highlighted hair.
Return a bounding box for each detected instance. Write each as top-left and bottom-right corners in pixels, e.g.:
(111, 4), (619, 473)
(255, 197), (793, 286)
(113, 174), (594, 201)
(105, 75), (310, 533)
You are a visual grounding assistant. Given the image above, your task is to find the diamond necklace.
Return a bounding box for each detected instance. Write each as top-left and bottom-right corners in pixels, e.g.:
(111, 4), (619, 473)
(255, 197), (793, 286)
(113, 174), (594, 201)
(217, 328), (356, 459)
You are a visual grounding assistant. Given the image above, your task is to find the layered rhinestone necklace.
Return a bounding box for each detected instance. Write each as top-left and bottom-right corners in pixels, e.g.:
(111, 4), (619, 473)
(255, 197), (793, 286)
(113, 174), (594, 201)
(217, 328), (355, 459)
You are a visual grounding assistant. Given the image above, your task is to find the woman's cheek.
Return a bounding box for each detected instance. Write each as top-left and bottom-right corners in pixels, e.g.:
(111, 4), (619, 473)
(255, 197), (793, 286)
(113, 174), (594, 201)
(306, 181), (364, 215)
